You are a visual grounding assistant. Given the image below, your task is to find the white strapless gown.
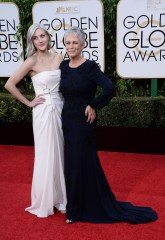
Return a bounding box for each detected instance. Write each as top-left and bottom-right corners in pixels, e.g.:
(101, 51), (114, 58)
(25, 70), (67, 218)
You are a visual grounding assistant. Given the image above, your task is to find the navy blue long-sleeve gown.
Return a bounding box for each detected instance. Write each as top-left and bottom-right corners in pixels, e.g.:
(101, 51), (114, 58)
(60, 59), (158, 223)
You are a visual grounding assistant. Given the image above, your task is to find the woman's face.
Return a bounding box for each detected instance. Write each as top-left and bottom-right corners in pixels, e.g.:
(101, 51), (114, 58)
(32, 28), (49, 52)
(65, 33), (85, 59)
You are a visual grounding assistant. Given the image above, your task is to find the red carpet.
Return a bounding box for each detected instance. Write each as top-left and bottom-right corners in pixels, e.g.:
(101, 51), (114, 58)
(0, 145), (164, 240)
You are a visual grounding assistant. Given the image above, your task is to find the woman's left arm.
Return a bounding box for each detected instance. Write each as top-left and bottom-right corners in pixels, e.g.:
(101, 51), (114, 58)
(89, 61), (116, 109)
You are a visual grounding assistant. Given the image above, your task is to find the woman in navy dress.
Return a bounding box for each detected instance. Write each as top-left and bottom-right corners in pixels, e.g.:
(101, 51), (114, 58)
(60, 27), (158, 224)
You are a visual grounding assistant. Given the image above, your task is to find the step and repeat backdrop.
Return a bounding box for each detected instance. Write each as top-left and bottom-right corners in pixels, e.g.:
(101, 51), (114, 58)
(1, 0), (165, 78)
(0, 0), (104, 77)
(117, 0), (165, 78)
(0, 3), (24, 77)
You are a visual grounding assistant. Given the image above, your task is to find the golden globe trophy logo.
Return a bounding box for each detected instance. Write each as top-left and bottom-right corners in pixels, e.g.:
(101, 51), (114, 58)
(56, 6), (80, 13)
(0, 3), (23, 77)
(117, 0), (165, 78)
(32, 0), (104, 70)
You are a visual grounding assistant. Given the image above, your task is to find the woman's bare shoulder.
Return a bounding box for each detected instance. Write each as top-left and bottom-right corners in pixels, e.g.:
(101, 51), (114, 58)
(26, 54), (37, 66)
(50, 49), (63, 63)
(25, 55), (37, 76)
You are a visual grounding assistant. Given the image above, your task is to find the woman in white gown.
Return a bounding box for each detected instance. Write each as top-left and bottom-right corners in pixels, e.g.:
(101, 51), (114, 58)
(4, 23), (67, 218)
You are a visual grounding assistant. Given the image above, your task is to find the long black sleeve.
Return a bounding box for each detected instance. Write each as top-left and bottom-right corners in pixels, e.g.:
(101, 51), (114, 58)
(89, 61), (116, 109)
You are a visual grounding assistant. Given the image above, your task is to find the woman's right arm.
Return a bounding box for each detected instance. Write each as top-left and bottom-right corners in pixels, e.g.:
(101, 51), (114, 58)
(4, 58), (45, 108)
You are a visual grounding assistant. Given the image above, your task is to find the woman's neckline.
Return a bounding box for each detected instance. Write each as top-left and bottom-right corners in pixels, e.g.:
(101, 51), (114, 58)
(68, 59), (87, 69)
(31, 69), (60, 78)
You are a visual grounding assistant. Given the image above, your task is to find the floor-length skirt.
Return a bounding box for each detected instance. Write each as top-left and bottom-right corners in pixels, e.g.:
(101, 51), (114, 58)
(62, 103), (158, 223)
(25, 102), (67, 218)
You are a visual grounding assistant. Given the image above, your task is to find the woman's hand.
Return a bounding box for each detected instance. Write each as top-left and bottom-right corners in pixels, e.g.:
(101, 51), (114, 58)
(29, 94), (45, 108)
(85, 105), (96, 124)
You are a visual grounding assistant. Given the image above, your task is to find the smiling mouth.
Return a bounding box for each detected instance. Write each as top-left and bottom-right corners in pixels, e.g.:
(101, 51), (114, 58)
(38, 43), (45, 46)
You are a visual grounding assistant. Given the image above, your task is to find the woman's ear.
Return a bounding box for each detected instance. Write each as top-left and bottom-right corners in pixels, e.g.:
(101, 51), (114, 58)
(81, 42), (85, 50)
